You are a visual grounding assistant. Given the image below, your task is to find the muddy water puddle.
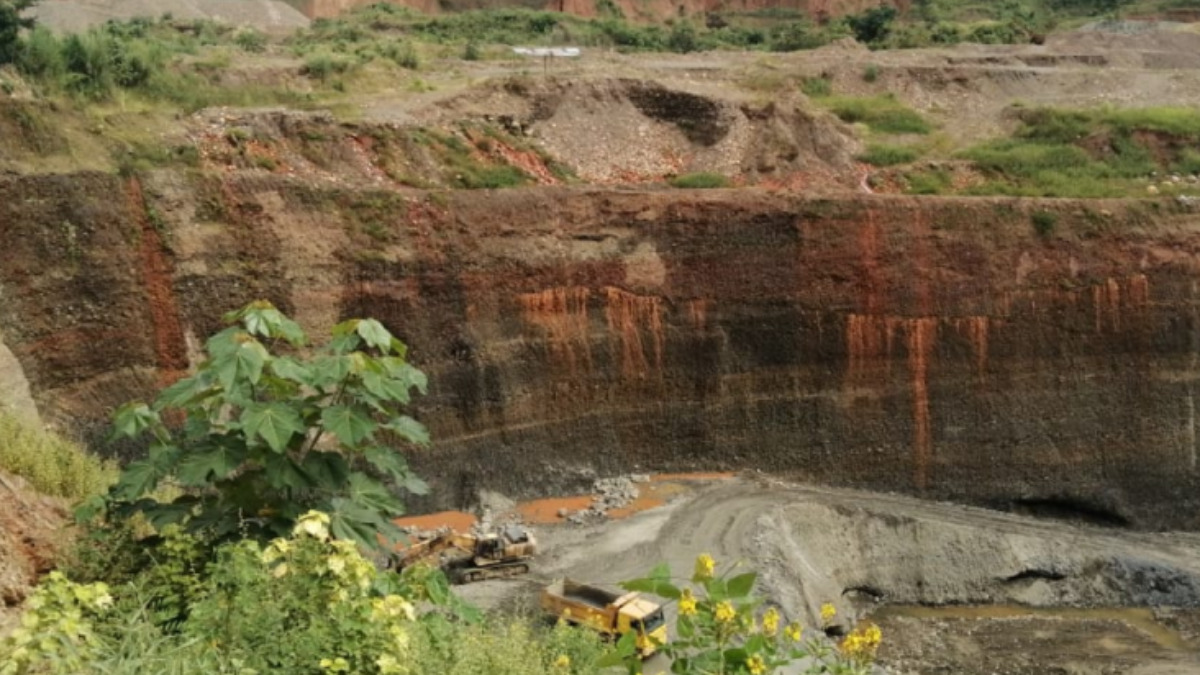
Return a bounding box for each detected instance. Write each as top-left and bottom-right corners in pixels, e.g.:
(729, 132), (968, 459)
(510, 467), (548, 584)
(870, 604), (1200, 674)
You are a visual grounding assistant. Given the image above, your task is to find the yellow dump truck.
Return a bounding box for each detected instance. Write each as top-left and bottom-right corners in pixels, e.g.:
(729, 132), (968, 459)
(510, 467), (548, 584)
(540, 579), (667, 657)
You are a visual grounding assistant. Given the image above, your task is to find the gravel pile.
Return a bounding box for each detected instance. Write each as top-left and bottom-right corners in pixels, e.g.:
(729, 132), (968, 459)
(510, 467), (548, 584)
(564, 475), (649, 524)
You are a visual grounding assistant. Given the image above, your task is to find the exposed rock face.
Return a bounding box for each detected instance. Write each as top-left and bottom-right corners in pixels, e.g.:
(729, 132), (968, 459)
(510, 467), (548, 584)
(2, 171), (1200, 528)
(286, 0), (903, 22)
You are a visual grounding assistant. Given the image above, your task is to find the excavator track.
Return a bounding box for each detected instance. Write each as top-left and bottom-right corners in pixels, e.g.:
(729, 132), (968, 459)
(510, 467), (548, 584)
(453, 562), (531, 584)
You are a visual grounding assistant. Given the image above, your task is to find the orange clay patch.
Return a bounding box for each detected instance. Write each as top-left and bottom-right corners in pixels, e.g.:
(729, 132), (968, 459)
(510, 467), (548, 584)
(650, 471), (736, 482)
(517, 495), (594, 524)
(393, 510), (477, 533)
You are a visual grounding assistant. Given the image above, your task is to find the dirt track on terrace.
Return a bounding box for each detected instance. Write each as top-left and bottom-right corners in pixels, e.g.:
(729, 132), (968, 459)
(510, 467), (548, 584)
(460, 476), (1200, 674)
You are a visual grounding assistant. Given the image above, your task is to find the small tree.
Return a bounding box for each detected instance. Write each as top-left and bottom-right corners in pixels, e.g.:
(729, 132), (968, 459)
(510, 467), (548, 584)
(0, 0), (35, 65)
(95, 301), (431, 549)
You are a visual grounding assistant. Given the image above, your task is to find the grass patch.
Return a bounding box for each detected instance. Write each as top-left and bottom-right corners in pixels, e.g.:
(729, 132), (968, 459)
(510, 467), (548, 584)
(0, 413), (117, 501)
(903, 168), (953, 195)
(858, 143), (920, 166)
(799, 76), (832, 98)
(822, 94), (932, 134)
(953, 105), (1200, 197)
(669, 172), (730, 188)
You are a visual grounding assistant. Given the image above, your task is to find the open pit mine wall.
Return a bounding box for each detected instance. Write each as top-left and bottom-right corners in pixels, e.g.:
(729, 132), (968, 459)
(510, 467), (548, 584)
(3, 171), (1200, 528)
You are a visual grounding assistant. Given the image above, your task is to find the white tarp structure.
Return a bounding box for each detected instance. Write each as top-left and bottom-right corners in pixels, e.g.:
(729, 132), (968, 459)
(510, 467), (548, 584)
(512, 47), (582, 57)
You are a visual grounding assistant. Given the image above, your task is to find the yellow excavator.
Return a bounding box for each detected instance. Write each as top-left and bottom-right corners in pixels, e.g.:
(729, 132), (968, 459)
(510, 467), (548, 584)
(393, 525), (538, 584)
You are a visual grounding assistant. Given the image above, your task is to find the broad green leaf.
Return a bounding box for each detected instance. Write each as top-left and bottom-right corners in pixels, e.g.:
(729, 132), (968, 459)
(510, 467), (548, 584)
(176, 444), (247, 486)
(330, 331), (362, 355)
(234, 339), (268, 385)
(148, 444), (182, 472)
(402, 473), (429, 496)
(384, 416), (429, 446)
(356, 318), (394, 351)
(205, 326), (244, 360)
(111, 459), (160, 501)
(321, 405), (377, 446)
(311, 355), (351, 387)
(300, 451), (351, 490)
(388, 338), (407, 359)
(143, 499), (197, 531)
(347, 472), (404, 515)
(271, 357), (313, 384)
(263, 454), (312, 490)
(274, 316), (306, 346)
(154, 375), (211, 411)
(397, 363), (428, 395)
(727, 572), (757, 598)
(363, 445), (408, 480)
(241, 402), (306, 453)
(113, 402), (158, 439)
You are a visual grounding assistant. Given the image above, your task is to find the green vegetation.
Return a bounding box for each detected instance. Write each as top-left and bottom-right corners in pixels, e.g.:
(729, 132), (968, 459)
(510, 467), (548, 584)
(1, 304), (882, 675)
(1032, 210), (1058, 236)
(669, 172), (731, 189)
(903, 167), (953, 194)
(0, 0), (35, 65)
(955, 105), (1200, 197)
(821, 94), (933, 135)
(799, 76), (832, 98)
(611, 554), (880, 674)
(858, 143), (922, 166)
(0, 413), (118, 501)
(94, 301), (431, 548)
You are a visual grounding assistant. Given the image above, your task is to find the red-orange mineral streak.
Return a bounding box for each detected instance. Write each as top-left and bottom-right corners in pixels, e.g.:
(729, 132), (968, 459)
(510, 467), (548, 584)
(953, 316), (989, 378)
(845, 314), (899, 385)
(518, 287), (592, 376)
(127, 177), (187, 386)
(603, 287), (664, 379)
(905, 318), (937, 491)
(687, 299), (710, 331)
(857, 209), (884, 315)
(1090, 274), (1151, 333)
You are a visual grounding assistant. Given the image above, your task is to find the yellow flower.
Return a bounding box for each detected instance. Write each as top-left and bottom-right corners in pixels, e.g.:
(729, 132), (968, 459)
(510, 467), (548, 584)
(746, 654), (767, 675)
(694, 553), (716, 581)
(295, 510), (331, 540)
(839, 622), (882, 662)
(678, 588), (697, 617)
(714, 600), (737, 624)
(762, 607), (780, 636)
(820, 602), (837, 626)
(784, 622), (803, 643)
(553, 654), (571, 669)
(319, 657), (349, 672)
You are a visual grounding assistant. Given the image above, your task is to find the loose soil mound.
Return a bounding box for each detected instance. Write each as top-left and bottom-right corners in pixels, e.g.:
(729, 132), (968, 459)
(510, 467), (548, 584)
(0, 471), (67, 636)
(432, 77), (863, 187)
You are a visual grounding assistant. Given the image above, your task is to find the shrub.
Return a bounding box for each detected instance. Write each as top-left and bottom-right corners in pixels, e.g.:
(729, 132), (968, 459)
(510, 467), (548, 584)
(458, 164), (529, 189)
(233, 28), (266, 53)
(609, 554), (879, 674)
(303, 51), (354, 81)
(95, 301), (431, 549)
(823, 94), (933, 134)
(800, 75), (832, 98)
(669, 172), (730, 188)
(862, 63), (879, 83)
(1032, 210), (1057, 237)
(846, 6), (897, 45)
(0, 413), (117, 501)
(904, 168), (953, 195)
(858, 143), (919, 166)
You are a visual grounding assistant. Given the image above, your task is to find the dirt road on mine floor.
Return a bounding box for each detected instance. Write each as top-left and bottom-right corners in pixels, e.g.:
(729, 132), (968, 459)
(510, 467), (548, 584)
(458, 476), (1200, 675)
